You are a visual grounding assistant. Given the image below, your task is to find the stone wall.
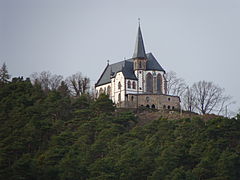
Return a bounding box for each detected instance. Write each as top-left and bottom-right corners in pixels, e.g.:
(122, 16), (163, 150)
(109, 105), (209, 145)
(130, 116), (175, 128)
(118, 94), (180, 110)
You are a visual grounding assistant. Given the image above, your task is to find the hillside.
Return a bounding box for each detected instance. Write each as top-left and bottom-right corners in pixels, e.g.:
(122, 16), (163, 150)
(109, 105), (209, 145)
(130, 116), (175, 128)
(0, 78), (240, 180)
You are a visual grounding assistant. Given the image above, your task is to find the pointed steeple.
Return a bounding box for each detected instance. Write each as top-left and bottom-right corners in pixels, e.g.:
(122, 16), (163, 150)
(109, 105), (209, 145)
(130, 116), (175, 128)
(132, 21), (146, 59)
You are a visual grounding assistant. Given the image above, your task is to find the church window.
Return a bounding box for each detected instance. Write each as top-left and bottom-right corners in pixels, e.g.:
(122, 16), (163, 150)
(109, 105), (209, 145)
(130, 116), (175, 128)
(146, 73), (153, 92)
(132, 81), (136, 89)
(146, 104), (150, 108)
(168, 98), (171, 101)
(152, 104), (155, 109)
(99, 88), (103, 94)
(168, 105), (170, 109)
(131, 96), (134, 101)
(139, 61), (142, 68)
(107, 86), (111, 96)
(157, 73), (162, 93)
(118, 82), (121, 90)
(127, 80), (131, 88)
(118, 93), (121, 101)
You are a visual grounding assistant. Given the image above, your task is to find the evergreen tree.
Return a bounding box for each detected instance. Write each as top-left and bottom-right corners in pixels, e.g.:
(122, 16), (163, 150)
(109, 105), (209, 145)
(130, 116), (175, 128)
(0, 62), (10, 86)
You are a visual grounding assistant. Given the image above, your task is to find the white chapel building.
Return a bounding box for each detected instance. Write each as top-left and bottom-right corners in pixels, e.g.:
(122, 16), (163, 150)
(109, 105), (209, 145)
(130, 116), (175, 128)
(95, 24), (180, 110)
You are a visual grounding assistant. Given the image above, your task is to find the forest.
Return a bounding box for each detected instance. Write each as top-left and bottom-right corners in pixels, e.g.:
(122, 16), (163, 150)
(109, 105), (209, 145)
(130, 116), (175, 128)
(0, 64), (240, 180)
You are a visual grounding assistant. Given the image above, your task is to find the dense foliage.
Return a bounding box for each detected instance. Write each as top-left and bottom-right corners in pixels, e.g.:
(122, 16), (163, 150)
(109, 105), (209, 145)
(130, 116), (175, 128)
(0, 78), (240, 180)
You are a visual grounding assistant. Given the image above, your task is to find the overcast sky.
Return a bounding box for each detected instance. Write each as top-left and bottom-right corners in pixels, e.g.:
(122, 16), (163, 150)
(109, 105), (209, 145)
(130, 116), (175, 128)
(0, 0), (239, 113)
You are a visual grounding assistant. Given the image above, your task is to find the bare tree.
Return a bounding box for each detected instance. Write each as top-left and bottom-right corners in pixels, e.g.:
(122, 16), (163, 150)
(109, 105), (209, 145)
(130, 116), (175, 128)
(165, 71), (187, 97)
(182, 86), (196, 112)
(66, 72), (90, 96)
(30, 71), (63, 91)
(191, 81), (231, 114)
(49, 74), (64, 90)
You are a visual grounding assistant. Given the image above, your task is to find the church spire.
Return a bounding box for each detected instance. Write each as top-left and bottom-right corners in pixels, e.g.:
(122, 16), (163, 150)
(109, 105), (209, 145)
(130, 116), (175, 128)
(132, 20), (146, 59)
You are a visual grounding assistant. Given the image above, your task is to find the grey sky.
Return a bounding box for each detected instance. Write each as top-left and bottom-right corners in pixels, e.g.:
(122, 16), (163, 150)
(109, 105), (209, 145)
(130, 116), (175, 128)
(0, 0), (239, 113)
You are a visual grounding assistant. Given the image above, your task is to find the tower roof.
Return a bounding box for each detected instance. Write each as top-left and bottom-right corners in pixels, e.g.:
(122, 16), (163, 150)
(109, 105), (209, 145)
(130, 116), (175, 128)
(132, 24), (147, 59)
(95, 52), (165, 87)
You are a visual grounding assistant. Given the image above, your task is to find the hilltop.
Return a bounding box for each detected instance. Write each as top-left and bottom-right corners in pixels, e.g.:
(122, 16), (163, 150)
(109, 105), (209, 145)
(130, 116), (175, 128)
(0, 77), (240, 180)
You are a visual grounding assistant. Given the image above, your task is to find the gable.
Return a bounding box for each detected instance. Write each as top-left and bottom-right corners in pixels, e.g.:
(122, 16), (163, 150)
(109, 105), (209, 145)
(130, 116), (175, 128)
(95, 52), (165, 87)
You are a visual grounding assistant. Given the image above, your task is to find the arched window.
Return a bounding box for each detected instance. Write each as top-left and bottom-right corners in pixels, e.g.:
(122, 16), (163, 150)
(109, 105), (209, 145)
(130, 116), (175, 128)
(132, 81), (136, 89)
(152, 104), (155, 109)
(146, 73), (153, 93)
(118, 93), (121, 101)
(139, 61), (142, 68)
(107, 86), (111, 96)
(127, 80), (131, 88)
(157, 73), (162, 93)
(164, 76), (167, 94)
(99, 88), (103, 94)
(118, 82), (121, 90)
(131, 96), (134, 101)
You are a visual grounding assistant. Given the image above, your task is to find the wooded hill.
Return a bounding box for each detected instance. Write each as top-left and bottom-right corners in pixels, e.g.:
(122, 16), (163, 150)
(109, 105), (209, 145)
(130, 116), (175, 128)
(0, 77), (240, 180)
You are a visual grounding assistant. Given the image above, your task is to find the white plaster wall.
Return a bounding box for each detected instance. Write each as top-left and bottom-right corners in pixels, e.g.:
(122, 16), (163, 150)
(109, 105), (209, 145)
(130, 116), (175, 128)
(112, 72), (125, 104)
(134, 70), (144, 93)
(96, 83), (111, 97)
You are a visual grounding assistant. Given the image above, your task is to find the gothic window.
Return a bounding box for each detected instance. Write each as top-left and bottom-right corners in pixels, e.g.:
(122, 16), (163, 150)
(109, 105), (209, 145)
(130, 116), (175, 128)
(164, 76), (167, 94)
(118, 82), (121, 90)
(139, 61), (142, 68)
(157, 73), (162, 93)
(132, 81), (136, 89)
(99, 88), (103, 94)
(118, 93), (121, 102)
(127, 80), (131, 88)
(107, 86), (111, 96)
(146, 73), (153, 93)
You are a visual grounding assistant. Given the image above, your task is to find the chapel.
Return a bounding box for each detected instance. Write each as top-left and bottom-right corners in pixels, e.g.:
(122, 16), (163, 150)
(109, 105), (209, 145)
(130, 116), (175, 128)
(95, 23), (180, 110)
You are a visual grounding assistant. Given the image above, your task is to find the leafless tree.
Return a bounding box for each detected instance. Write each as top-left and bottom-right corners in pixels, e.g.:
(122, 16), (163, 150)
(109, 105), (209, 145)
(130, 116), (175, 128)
(191, 81), (231, 114)
(30, 71), (63, 91)
(66, 72), (90, 96)
(165, 71), (187, 97)
(182, 86), (196, 112)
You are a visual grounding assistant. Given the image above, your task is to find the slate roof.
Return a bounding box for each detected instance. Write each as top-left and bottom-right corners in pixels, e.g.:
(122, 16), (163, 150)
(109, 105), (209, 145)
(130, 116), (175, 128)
(132, 25), (146, 59)
(95, 52), (165, 87)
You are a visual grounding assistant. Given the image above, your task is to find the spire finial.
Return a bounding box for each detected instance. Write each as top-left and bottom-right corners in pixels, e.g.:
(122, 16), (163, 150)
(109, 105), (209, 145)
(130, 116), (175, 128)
(107, 60), (109, 65)
(138, 18), (140, 26)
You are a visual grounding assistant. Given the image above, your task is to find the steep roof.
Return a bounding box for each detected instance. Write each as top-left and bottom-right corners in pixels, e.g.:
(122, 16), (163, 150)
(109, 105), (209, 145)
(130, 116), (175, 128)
(95, 53), (165, 87)
(132, 25), (147, 59)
